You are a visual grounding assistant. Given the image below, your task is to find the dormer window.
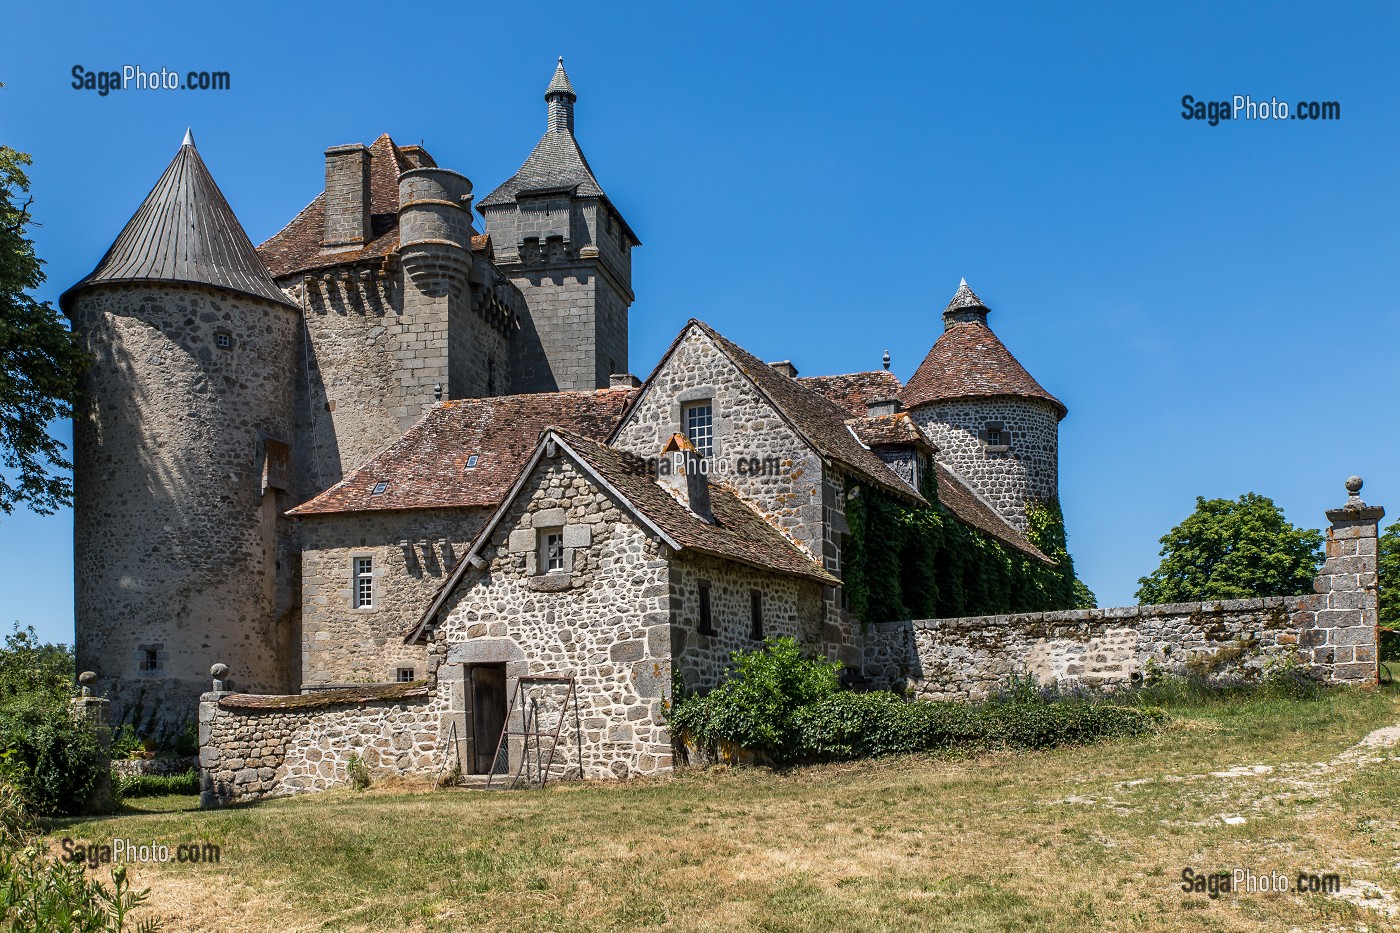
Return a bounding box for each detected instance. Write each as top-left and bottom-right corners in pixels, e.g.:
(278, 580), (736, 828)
(539, 528), (565, 573)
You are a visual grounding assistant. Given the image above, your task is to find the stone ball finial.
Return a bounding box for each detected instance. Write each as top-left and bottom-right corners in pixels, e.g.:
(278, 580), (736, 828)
(210, 662), (229, 679)
(882, 350), (891, 372)
(78, 671), (97, 686)
(1346, 475), (1364, 496)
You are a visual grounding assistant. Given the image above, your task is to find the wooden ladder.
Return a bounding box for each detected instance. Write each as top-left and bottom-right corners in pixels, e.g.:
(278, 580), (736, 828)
(485, 675), (581, 790)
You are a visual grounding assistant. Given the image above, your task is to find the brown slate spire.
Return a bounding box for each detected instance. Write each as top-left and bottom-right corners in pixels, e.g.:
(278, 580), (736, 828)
(61, 130), (293, 312)
(899, 279), (1067, 419)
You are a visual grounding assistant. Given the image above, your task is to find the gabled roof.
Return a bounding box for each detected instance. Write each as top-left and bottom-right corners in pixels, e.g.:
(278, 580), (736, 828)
(619, 321), (926, 504)
(256, 135), (492, 280)
(798, 370), (904, 417)
(289, 388), (636, 516)
(899, 281), (1067, 419)
(409, 429), (838, 642)
(932, 462), (1052, 564)
(846, 412), (930, 449)
(61, 132), (293, 312)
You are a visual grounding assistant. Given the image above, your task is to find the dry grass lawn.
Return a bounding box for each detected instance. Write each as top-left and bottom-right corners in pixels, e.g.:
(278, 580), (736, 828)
(48, 683), (1400, 932)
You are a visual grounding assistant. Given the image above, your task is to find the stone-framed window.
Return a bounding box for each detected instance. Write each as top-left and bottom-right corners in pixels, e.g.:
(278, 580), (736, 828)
(683, 400), (714, 458)
(352, 556), (374, 609)
(750, 590), (764, 640)
(697, 582), (715, 635)
(136, 643), (165, 673)
(979, 421), (1011, 453)
(396, 667), (415, 683)
(214, 328), (233, 350)
(539, 528), (565, 573)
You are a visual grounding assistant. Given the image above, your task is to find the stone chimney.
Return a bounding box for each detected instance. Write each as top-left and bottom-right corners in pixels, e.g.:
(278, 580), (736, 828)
(767, 360), (799, 378)
(610, 373), (641, 388)
(323, 144), (371, 250)
(657, 433), (712, 523)
(866, 398), (899, 417)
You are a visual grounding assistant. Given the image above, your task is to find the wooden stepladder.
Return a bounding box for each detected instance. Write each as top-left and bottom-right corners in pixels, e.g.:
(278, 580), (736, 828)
(485, 675), (582, 790)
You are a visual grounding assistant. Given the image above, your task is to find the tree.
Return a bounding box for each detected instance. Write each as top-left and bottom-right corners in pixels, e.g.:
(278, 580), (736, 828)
(0, 118), (88, 516)
(1378, 521), (1399, 664)
(1136, 493), (1323, 605)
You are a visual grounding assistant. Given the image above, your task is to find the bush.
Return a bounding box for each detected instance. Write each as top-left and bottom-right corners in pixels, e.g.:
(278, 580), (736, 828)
(1380, 628), (1399, 664)
(671, 642), (1165, 766)
(0, 696), (107, 816)
(0, 845), (160, 931)
(113, 770), (198, 799)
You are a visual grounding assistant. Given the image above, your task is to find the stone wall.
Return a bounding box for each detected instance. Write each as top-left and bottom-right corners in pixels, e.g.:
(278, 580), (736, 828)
(71, 282), (301, 737)
(430, 452), (674, 779)
(863, 488), (1383, 699)
(298, 507), (486, 688)
(199, 681), (448, 806)
(910, 397), (1059, 531)
(669, 551), (828, 692)
(611, 326), (829, 561)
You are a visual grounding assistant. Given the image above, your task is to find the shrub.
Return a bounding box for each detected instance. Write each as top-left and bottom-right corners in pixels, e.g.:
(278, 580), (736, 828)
(347, 754), (370, 791)
(0, 696), (107, 815)
(1380, 628), (1399, 664)
(172, 721), (198, 758)
(113, 770), (198, 799)
(0, 846), (160, 931)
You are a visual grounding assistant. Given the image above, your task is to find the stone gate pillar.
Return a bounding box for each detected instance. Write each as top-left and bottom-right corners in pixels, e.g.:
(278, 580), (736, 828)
(1316, 476), (1385, 685)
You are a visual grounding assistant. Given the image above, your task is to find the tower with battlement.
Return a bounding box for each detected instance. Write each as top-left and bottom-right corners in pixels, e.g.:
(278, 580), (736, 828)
(479, 58), (640, 392)
(900, 280), (1066, 531)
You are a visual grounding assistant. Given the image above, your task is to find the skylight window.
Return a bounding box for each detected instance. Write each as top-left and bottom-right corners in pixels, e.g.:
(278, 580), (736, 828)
(465, 454), (479, 470)
(371, 481), (389, 495)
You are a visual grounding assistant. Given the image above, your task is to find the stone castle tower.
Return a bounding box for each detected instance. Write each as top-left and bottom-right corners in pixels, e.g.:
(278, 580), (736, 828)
(62, 131), (303, 732)
(900, 280), (1067, 531)
(64, 60), (638, 733)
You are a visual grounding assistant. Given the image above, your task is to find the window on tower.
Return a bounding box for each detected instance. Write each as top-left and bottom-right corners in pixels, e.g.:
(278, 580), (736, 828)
(979, 422), (1011, 453)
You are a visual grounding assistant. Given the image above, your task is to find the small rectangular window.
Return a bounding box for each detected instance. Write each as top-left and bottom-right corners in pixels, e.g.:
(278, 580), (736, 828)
(464, 454), (479, 470)
(396, 668), (415, 683)
(683, 401), (714, 458)
(698, 582), (715, 635)
(215, 332), (232, 350)
(371, 481), (389, 495)
(353, 556), (374, 608)
(750, 590), (764, 640)
(139, 647), (162, 672)
(539, 529), (564, 573)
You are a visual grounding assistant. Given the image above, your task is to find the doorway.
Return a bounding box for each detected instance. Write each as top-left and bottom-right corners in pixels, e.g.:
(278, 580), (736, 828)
(469, 664), (507, 774)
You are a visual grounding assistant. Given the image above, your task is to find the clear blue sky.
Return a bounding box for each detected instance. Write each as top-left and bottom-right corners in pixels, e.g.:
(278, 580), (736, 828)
(3, 1), (1398, 646)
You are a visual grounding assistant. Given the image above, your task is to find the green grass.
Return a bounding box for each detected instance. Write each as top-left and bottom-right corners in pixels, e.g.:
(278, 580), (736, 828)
(46, 684), (1400, 932)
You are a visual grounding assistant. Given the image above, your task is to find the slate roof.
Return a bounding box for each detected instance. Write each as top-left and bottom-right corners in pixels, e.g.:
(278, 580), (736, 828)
(899, 282), (1066, 419)
(667, 321), (926, 504)
(61, 132), (293, 312)
(932, 462), (1053, 564)
(477, 124), (608, 207)
(797, 370), (904, 417)
(288, 388), (636, 516)
(256, 135), (492, 280)
(561, 432), (839, 585)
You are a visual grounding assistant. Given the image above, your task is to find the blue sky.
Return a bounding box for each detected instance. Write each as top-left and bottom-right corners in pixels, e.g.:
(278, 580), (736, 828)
(2, 1), (1398, 646)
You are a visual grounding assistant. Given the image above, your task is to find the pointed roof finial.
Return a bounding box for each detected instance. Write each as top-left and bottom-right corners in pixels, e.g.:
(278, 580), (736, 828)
(959, 276), (967, 288)
(546, 57), (576, 101)
(182, 127), (196, 148)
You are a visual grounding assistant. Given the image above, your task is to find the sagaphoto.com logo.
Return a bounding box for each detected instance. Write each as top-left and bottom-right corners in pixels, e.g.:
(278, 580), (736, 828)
(1181, 94), (1340, 125)
(72, 65), (230, 97)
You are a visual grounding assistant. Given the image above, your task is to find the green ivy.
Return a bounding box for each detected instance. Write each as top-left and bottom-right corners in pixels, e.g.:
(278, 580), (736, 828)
(842, 471), (1084, 624)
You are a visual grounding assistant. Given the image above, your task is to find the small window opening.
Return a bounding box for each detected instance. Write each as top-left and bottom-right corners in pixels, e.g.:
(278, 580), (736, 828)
(540, 529), (564, 573)
(354, 556), (374, 608)
(396, 668), (415, 683)
(750, 590), (764, 640)
(683, 401), (714, 458)
(214, 332), (232, 350)
(698, 582), (715, 635)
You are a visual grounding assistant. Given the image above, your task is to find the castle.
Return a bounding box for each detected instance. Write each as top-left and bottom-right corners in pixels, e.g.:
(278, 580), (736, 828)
(62, 60), (1071, 757)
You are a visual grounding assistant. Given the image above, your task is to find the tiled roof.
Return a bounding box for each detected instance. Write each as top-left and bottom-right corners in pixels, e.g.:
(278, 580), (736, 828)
(679, 322), (926, 504)
(545, 58), (576, 99)
(61, 132), (293, 312)
(561, 432), (839, 585)
(900, 320), (1067, 419)
(257, 135), (492, 280)
(933, 462), (1052, 564)
(288, 388), (636, 516)
(797, 370), (904, 417)
(847, 412), (929, 449)
(478, 128), (608, 207)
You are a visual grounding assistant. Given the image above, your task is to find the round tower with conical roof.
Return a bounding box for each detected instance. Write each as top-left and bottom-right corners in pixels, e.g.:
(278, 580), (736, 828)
(62, 132), (302, 738)
(898, 280), (1067, 532)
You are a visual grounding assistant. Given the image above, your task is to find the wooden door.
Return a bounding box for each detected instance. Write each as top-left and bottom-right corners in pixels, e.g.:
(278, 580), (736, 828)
(471, 665), (507, 774)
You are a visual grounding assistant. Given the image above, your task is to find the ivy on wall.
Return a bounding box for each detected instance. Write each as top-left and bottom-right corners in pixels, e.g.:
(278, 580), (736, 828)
(842, 470), (1087, 624)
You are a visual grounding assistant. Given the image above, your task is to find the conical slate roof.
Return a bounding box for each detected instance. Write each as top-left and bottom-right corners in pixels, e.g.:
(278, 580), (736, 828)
(61, 131), (293, 312)
(899, 280), (1067, 419)
(545, 57), (576, 99)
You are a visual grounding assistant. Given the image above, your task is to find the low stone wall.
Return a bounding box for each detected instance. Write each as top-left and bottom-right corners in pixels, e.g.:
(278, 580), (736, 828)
(112, 756), (197, 778)
(199, 681), (448, 807)
(863, 489), (1382, 700)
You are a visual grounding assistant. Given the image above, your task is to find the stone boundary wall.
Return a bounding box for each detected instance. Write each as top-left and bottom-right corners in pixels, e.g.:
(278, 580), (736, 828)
(863, 487), (1383, 700)
(112, 756), (197, 779)
(198, 682), (447, 807)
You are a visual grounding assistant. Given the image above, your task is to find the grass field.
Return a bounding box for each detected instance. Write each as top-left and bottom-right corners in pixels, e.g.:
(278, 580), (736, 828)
(48, 684), (1400, 932)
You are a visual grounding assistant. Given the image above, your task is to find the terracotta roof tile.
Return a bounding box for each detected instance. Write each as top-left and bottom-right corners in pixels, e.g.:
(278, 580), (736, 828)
(846, 412), (928, 449)
(289, 389), (636, 516)
(797, 370), (903, 417)
(900, 322), (1065, 418)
